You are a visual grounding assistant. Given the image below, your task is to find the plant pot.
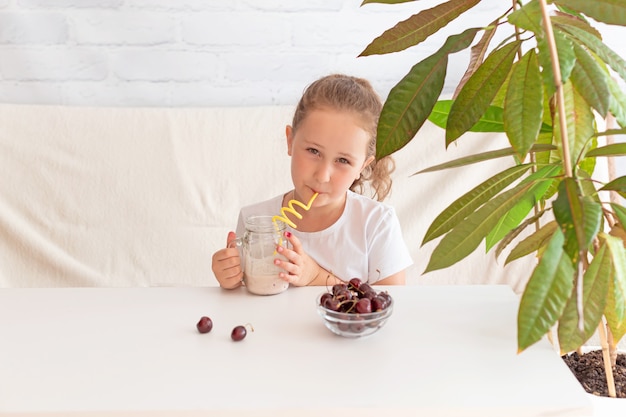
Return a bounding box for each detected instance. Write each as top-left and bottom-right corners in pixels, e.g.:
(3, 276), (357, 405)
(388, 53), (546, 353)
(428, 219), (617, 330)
(588, 394), (626, 417)
(563, 346), (626, 416)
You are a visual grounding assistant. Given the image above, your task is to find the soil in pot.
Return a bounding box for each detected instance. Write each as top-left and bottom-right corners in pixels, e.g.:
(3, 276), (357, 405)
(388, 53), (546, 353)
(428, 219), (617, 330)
(562, 350), (626, 398)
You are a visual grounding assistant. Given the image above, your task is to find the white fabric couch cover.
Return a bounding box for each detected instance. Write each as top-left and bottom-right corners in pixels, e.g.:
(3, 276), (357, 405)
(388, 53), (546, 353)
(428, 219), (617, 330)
(0, 103), (534, 291)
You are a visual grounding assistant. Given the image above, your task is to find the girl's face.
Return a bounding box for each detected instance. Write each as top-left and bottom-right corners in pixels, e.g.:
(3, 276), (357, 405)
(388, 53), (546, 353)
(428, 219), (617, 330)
(286, 107), (374, 209)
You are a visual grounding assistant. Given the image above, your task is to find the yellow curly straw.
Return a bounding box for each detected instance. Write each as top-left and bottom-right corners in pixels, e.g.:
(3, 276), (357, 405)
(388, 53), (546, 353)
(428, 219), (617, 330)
(272, 193), (318, 252)
(273, 192), (319, 229)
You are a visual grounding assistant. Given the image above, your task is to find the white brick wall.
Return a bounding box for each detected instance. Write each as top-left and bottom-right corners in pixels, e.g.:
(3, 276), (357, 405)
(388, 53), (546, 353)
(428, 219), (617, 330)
(0, 0), (624, 107)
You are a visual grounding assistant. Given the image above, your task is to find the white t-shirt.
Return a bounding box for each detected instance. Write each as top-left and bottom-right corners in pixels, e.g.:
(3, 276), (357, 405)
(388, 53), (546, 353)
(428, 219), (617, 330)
(236, 191), (413, 284)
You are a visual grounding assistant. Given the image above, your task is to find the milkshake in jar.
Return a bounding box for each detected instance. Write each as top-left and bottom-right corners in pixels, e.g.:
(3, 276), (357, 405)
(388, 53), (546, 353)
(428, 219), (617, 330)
(234, 215), (289, 295)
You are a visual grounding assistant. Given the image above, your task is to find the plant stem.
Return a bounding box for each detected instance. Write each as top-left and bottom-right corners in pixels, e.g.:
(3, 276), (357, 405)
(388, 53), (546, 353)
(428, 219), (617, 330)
(538, 0), (586, 336)
(598, 320), (617, 398)
(513, 0), (523, 61)
(538, 0), (573, 178)
(607, 325), (617, 368)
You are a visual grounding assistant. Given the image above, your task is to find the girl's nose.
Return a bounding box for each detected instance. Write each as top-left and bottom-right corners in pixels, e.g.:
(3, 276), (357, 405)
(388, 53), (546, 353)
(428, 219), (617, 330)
(314, 162), (332, 183)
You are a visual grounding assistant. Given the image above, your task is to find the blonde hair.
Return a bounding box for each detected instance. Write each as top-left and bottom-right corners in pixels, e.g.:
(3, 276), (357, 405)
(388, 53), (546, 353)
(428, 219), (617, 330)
(291, 74), (395, 201)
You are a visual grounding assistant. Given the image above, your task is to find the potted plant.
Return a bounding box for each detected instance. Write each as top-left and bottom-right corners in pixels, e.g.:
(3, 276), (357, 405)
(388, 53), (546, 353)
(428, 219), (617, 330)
(359, 0), (626, 398)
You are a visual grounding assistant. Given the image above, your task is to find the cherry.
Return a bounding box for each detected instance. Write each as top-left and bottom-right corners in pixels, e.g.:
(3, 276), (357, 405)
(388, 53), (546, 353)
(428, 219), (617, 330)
(348, 277), (362, 290)
(356, 298), (372, 314)
(359, 282), (373, 293)
(196, 316), (213, 334)
(363, 290), (377, 300)
(332, 283), (348, 296)
(320, 292), (334, 306)
(319, 278), (393, 318)
(335, 288), (353, 302)
(340, 300), (355, 313)
(323, 296), (341, 311)
(371, 295), (386, 312)
(338, 321), (351, 331)
(350, 317), (366, 333)
(379, 291), (392, 306)
(231, 326), (246, 341)
(231, 323), (254, 341)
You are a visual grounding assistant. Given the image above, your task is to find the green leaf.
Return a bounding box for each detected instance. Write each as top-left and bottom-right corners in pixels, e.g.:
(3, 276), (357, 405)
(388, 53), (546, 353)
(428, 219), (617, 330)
(570, 43), (610, 117)
(607, 76), (626, 128)
(585, 143), (626, 158)
(534, 131), (557, 166)
(429, 100), (553, 134)
(361, 0), (418, 4)
(446, 41), (520, 146)
(554, 179), (603, 263)
(557, 242), (610, 354)
(603, 233), (626, 343)
(422, 164), (532, 245)
(454, 18), (499, 99)
(596, 129), (626, 137)
(557, 24), (626, 84)
(553, 82), (595, 168)
(581, 196), (604, 246)
(553, 178), (583, 262)
(376, 28), (480, 159)
(359, 0), (481, 56)
(537, 29), (576, 97)
(429, 100), (505, 132)
(495, 208), (549, 261)
(612, 203), (626, 227)
(600, 176), (626, 198)
(424, 181), (533, 273)
(551, 11), (603, 39)
(518, 228), (575, 352)
(553, 0), (626, 26)
(492, 66), (512, 109)
(504, 220), (558, 265)
(376, 54), (447, 159)
(485, 164), (561, 251)
(416, 144), (557, 173)
(508, 0), (543, 34)
(577, 170), (599, 203)
(504, 50), (544, 160)
(486, 196), (536, 252)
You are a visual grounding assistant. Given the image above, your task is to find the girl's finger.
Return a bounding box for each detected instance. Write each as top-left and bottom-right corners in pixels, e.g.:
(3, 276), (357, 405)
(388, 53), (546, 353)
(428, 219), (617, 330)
(284, 231), (303, 254)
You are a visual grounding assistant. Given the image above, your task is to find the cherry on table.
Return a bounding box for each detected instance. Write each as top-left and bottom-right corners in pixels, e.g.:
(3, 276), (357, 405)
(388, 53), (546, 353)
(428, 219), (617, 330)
(196, 316), (213, 334)
(231, 323), (254, 341)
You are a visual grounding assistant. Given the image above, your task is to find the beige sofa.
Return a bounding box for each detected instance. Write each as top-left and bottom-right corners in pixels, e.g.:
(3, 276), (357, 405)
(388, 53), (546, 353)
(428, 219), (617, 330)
(0, 103), (534, 291)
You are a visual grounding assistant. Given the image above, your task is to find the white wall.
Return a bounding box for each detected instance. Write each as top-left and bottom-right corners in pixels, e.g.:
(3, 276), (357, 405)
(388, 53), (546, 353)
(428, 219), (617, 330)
(1, 0), (623, 108)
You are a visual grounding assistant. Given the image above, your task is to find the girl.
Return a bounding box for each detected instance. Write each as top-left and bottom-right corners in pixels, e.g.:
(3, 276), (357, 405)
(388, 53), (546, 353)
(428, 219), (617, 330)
(212, 74), (413, 289)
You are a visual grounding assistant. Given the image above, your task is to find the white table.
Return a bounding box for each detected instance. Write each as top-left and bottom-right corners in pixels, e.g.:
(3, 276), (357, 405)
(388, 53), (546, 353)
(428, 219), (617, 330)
(0, 285), (593, 416)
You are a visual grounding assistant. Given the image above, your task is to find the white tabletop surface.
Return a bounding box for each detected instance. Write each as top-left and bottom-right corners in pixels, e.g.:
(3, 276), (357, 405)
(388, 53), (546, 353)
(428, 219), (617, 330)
(0, 285), (593, 416)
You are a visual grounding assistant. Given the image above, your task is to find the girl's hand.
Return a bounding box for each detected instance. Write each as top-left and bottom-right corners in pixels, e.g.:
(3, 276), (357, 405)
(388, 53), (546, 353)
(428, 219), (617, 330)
(274, 231), (320, 286)
(274, 231), (342, 287)
(211, 231), (243, 289)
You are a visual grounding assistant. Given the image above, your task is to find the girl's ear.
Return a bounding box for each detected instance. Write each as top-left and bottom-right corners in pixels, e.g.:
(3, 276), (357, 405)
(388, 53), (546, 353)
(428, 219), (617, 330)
(362, 155), (375, 170)
(286, 125), (294, 156)
(358, 155), (376, 180)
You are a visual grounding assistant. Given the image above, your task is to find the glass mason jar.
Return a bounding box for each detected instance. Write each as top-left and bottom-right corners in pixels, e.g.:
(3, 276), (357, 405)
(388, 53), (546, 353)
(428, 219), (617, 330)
(231, 215), (289, 295)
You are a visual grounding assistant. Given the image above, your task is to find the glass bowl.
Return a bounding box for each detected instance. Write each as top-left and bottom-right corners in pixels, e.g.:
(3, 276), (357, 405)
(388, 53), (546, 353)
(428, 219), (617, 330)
(316, 292), (394, 338)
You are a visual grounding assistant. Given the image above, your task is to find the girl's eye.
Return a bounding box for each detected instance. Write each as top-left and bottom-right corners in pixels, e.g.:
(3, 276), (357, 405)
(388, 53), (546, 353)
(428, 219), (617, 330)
(307, 148), (320, 156)
(337, 158), (350, 165)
